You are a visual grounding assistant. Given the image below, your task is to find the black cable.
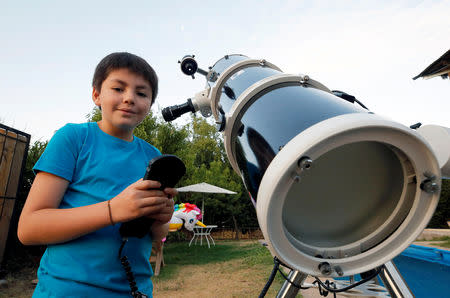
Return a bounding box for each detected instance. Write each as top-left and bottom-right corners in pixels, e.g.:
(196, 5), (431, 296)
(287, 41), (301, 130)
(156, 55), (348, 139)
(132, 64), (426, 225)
(313, 279), (337, 297)
(258, 257), (280, 297)
(118, 238), (148, 298)
(118, 238), (128, 258)
(276, 266), (311, 290)
(331, 90), (369, 110)
(271, 257), (311, 290)
(313, 267), (382, 293)
(268, 256), (381, 296)
(353, 98), (368, 110)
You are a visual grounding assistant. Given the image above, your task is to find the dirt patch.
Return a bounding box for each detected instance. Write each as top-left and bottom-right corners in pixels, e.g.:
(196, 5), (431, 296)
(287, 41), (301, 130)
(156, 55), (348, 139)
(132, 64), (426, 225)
(153, 259), (282, 297)
(0, 266), (36, 298)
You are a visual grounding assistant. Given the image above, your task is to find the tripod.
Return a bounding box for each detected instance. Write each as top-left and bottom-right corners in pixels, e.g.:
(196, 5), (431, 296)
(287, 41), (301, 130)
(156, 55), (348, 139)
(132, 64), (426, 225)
(276, 261), (413, 298)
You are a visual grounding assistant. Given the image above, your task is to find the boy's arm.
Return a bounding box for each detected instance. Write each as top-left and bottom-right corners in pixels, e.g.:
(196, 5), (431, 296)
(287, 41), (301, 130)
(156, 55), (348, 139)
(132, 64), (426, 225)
(18, 172), (109, 245)
(18, 172), (170, 245)
(150, 222), (170, 241)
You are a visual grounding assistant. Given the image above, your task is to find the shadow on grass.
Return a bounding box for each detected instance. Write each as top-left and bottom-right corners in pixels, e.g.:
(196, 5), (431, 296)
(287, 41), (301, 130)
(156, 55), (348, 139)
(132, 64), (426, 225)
(155, 241), (274, 280)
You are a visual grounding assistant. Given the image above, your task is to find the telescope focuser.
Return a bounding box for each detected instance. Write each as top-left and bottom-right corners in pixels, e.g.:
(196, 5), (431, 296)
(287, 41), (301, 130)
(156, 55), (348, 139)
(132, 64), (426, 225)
(162, 99), (195, 122)
(162, 88), (212, 122)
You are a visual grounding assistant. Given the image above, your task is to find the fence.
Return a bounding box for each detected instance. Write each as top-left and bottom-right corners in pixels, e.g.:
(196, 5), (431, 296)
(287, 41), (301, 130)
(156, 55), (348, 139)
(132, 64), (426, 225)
(0, 124), (30, 265)
(210, 227), (263, 240)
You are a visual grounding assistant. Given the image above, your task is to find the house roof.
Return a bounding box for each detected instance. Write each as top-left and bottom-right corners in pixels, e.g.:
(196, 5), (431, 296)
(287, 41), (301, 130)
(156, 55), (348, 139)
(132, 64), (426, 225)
(413, 49), (450, 80)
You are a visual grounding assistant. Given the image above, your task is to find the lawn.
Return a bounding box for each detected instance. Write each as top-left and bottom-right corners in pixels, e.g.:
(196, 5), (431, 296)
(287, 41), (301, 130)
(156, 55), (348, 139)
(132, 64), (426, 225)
(416, 236), (450, 248)
(431, 236), (450, 248)
(153, 240), (285, 297)
(0, 240), (285, 297)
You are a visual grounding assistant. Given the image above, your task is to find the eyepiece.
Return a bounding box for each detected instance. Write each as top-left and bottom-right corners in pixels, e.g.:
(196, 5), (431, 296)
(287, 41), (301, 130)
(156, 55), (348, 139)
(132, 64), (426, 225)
(162, 99), (196, 122)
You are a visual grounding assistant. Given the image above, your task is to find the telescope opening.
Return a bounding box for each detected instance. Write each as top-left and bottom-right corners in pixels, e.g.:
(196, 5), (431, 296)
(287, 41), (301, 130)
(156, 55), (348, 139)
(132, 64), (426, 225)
(282, 141), (414, 259)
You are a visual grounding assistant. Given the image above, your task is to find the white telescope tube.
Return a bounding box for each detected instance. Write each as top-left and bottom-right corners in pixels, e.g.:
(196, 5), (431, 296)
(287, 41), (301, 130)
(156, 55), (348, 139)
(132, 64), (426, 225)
(417, 125), (450, 178)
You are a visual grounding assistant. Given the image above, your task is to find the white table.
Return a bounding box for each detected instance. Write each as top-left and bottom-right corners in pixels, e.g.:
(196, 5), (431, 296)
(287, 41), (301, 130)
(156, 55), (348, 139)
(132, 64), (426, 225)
(189, 225), (218, 248)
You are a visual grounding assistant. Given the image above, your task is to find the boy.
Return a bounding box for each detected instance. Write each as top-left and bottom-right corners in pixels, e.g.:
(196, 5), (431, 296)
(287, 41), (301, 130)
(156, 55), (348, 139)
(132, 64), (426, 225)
(17, 52), (176, 297)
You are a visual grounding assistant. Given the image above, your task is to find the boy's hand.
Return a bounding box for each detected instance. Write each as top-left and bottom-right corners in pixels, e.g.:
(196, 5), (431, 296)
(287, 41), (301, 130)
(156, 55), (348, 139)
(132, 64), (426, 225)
(147, 187), (177, 223)
(110, 179), (171, 223)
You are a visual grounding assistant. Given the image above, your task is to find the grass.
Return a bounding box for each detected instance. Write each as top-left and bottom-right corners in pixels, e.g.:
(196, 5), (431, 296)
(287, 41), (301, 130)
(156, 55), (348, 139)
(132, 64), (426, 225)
(416, 236), (450, 241)
(431, 236), (450, 248)
(153, 240), (286, 297)
(441, 241), (450, 248)
(416, 236), (450, 248)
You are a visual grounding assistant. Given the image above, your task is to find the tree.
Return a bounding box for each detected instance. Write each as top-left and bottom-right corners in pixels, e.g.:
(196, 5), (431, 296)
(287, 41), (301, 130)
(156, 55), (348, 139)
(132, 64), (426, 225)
(86, 107), (190, 158)
(428, 179), (450, 228)
(186, 115), (224, 168)
(18, 140), (48, 200)
(179, 115), (258, 238)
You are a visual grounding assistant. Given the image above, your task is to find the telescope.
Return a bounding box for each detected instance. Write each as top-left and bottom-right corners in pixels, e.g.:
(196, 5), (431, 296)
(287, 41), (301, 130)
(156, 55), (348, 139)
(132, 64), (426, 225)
(163, 54), (450, 296)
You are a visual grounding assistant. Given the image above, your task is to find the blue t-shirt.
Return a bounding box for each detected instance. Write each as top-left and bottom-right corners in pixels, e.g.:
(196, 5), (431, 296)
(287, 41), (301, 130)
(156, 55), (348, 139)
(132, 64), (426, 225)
(32, 122), (161, 297)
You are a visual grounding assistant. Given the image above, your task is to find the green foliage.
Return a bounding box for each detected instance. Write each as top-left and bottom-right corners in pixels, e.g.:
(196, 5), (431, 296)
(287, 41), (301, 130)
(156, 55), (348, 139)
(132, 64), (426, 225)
(242, 243), (276, 266)
(428, 179), (450, 228)
(416, 236), (450, 248)
(148, 120), (190, 158)
(165, 230), (188, 242)
(18, 140), (48, 199)
(163, 242), (249, 266)
(86, 107), (102, 122)
(159, 241), (273, 275)
(165, 115), (258, 230)
(186, 115), (224, 168)
(441, 240), (450, 248)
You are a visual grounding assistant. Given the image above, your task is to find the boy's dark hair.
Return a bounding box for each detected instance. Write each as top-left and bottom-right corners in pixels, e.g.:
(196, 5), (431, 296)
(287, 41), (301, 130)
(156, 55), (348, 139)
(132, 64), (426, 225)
(92, 52), (158, 104)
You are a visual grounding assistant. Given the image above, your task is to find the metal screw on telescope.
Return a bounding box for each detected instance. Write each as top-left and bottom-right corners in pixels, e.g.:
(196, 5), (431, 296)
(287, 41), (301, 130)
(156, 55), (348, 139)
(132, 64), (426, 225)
(300, 75), (310, 84)
(334, 266), (344, 276)
(318, 262), (332, 276)
(292, 173), (301, 183)
(421, 180), (440, 194)
(208, 70), (218, 82)
(292, 157), (313, 183)
(420, 173), (440, 194)
(298, 157), (313, 171)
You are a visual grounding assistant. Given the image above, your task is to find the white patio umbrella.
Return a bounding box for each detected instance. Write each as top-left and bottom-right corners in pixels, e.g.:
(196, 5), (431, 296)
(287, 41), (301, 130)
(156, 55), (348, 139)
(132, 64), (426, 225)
(176, 182), (237, 219)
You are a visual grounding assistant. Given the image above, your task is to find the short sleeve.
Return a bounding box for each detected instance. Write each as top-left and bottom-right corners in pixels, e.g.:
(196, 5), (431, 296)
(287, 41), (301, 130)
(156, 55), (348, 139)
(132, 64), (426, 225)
(33, 124), (84, 182)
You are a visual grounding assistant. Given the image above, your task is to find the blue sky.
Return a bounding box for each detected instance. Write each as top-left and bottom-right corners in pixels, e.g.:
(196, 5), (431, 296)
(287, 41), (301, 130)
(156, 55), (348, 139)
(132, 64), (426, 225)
(1, 0), (449, 143)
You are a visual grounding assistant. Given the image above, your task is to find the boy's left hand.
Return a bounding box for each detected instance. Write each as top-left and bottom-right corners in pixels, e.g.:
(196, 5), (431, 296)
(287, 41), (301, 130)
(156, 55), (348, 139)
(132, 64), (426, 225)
(146, 187), (177, 223)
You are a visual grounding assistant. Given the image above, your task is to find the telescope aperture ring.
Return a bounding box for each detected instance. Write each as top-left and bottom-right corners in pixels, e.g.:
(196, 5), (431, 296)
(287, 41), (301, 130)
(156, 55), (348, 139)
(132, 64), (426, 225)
(256, 113), (441, 277)
(209, 58), (282, 121)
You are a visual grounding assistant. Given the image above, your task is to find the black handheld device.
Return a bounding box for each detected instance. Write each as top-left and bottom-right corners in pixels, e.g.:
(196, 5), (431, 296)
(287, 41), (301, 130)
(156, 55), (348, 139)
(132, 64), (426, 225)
(119, 154), (186, 238)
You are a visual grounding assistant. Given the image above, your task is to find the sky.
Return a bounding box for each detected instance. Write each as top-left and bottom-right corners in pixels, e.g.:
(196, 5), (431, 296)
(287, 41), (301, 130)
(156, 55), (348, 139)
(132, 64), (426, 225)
(1, 0), (449, 143)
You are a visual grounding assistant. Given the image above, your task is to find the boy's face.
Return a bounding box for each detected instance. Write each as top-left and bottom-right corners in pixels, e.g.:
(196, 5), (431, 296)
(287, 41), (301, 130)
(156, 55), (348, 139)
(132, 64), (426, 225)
(92, 68), (152, 136)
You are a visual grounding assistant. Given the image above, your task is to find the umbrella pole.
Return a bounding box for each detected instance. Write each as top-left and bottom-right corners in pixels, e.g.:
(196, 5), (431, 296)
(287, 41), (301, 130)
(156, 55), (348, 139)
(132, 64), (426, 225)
(201, 194), (205, 220)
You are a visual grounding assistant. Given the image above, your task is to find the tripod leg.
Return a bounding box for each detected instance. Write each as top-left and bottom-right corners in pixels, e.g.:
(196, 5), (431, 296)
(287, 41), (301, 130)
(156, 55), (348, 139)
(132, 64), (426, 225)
(379, 260), (414, 298)
(276, 270), (308, 298)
